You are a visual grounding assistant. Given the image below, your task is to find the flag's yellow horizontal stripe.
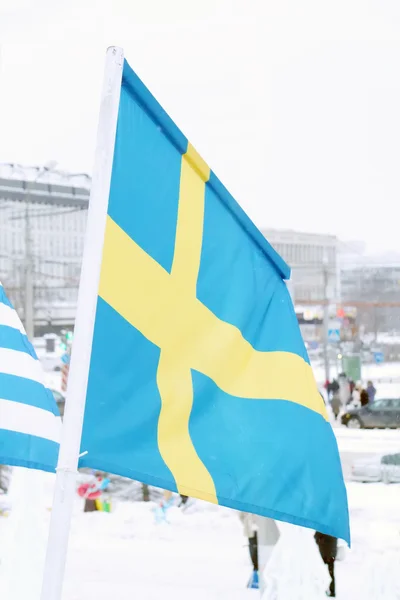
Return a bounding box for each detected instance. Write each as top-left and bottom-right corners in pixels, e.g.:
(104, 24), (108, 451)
(98, 216), (328, 420)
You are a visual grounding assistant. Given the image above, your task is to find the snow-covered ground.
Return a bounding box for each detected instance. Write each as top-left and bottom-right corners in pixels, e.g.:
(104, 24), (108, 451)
(335, 427), (400, 454)
(1, 362), (397, 599)
(1, 471), (399, 600)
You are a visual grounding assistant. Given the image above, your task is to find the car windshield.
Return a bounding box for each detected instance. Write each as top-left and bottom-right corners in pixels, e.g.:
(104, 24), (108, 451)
(370, 398), (400, 410)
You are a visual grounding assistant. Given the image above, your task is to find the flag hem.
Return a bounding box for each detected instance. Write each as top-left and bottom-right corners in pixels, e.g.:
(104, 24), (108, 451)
(79, 457), (350, 545)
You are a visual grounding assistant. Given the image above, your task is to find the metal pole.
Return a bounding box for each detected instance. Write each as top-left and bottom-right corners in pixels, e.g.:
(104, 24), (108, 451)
(40, 46), (123, 600)
(24, 191), (34, 341)
(323, 262), (330, 384)
(23, 161), (58, 340)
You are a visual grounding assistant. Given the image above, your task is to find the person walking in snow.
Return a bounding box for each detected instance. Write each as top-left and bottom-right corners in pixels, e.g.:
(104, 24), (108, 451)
(351, 384), (361, 408)
(239, 512), (259, 588)
(330, 391), (341, 420)
(360, 387), (369, 407)
(338, 373), (351, 407)
(328, 379), (339, 400)
(178, 494), (189, 507)
(366, 380), (377, 403)
(314, 531), (337, 597)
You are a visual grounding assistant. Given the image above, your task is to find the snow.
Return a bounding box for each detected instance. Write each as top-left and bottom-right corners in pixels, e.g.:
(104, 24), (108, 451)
(1, 469), (400, 600)
(335, 427), (400, 454)
(1, 361), (400, 599)
(0, 469), (50, 600)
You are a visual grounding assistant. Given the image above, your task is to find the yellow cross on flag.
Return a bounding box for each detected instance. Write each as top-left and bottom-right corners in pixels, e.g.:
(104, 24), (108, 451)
(79, 50), (349, 543)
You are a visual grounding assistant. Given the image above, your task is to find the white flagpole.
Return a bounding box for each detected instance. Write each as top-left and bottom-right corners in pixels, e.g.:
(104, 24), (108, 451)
(40, 46), (124, 600)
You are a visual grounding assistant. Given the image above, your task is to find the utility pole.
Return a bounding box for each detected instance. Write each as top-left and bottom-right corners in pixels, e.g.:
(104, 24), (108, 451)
(322, 256), (330, 385)
(24, 193), (34, 341)
(23, 161), (57, 341)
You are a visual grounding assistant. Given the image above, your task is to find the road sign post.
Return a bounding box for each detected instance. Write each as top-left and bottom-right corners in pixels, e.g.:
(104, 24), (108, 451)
(328, 329), (341, 343)
(342, 354), (361, 382)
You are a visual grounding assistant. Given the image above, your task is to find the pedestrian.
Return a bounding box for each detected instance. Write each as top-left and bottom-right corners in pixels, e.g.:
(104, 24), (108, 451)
(154, 490), (174, 524)
(327, 379), (339, 401)
(351, 384), (361, 408)
(338, 373), (351, 406)
(330, 391), (341, 420)
(239, 512), (259, 588)
(314, 531), (337, 597)
(360, 387), (369, 407)
(78, 472), (110, 512)
(366, 380), (377, 403)
(178, 494), (189, 507)
(330, 379), (339, 395)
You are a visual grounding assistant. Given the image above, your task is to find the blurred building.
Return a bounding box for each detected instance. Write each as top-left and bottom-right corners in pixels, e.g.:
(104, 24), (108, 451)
(340, 262), (400, 335)
(1, 163), (353, 337)
(0, 163), (90, 333)
(262, 228), (338, 303)
(338, 239), (400, 334)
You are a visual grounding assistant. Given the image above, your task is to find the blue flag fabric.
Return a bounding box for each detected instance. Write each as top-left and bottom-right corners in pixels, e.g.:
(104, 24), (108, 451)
(80, 56), (349, 543)
(0, 283), (60, 472)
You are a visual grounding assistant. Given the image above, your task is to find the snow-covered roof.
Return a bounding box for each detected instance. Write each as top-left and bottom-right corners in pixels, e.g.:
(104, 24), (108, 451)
(0, 163), (91, 190)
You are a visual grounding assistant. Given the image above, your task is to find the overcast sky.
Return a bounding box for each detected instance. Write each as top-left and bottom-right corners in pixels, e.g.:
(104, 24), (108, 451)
(1, 0), (400, 254)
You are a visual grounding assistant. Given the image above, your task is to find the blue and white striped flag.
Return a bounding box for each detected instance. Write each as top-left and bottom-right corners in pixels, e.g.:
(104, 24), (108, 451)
(0, 283), (60, 472)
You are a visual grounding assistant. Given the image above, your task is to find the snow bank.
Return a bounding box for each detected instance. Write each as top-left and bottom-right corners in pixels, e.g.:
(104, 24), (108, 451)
(1, 472), (399, 599)
(261, 523), (329, 599)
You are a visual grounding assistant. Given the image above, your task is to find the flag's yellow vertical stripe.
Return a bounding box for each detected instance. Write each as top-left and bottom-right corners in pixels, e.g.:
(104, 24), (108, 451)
(157, 351), (217, 502)
(157, 144), (217, 503)
(169, 145), (207, 292)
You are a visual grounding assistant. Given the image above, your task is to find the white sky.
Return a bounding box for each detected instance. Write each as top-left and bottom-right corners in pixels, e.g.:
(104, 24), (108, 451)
(1, 0), (400, 254)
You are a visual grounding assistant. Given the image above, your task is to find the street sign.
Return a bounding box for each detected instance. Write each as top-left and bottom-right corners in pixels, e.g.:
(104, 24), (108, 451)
(373, 351), (384, 364)
(61, 353), (70, 365)
(342, 355), (362, 382)
(328, 329), (341, 343)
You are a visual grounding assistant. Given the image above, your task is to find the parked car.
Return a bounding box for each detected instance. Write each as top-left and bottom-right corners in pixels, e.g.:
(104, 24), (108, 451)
(51, 389), (66, 417)
(351, 453), (400, 483)
(351, 456), (382, 482)
(341, 398), (400, 429)
(381, 453), (400, 484)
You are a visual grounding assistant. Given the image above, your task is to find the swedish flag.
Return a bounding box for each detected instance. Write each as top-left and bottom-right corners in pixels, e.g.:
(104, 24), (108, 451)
(80, 57), (349, 542)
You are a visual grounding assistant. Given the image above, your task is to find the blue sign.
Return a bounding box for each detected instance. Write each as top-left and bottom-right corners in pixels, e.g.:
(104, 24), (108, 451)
(328, 329), (340, 343)
(61, 353), (70, 364)
(373, 351), (384, 364)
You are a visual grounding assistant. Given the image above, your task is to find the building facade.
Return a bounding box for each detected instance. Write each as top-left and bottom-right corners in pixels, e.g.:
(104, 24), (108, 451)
(340, 263), (400, 334)
(262, 228), (338, 303)
(338, 240), (400, 334)
(0, 163), (341, 334)
(0, 163), (89, 332)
